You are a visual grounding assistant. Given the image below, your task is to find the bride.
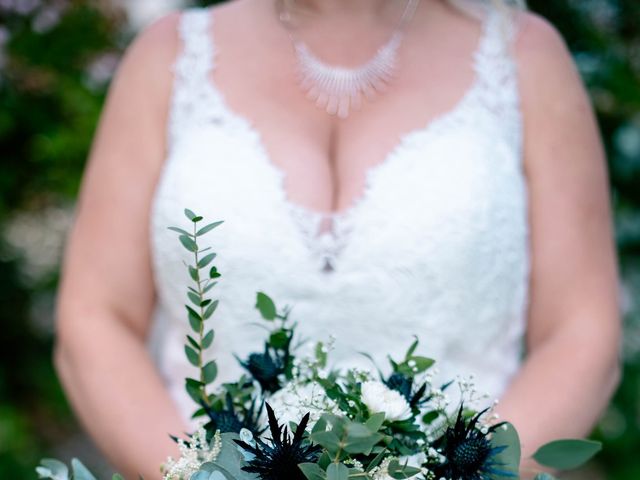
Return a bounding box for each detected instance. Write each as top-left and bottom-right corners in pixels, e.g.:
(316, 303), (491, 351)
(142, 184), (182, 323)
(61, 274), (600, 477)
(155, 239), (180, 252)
(53, 0), (621, 478)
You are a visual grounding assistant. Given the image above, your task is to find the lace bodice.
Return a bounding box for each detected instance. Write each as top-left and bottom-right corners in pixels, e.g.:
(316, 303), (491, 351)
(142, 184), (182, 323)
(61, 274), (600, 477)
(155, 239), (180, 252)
(148, 4), (530, 427)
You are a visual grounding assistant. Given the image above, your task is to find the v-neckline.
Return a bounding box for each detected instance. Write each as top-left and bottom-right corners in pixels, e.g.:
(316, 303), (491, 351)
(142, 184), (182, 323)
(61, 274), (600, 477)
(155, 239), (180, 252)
(196, 5), (498, 270)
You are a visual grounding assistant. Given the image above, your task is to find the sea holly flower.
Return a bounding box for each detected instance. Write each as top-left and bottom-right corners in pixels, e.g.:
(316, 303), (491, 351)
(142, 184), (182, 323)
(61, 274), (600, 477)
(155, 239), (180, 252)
(384, 371), (430, 409)
(239, 346), (288, 393)
(201, 393), (265, 437)
(429, 405), (514, 480)
(361, 380), (413, 422)
(234, 403), (322, 480)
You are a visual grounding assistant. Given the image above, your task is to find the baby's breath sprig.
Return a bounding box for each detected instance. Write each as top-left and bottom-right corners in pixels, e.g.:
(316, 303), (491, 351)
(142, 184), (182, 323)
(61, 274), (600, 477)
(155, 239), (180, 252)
(169, 208), (223, 416)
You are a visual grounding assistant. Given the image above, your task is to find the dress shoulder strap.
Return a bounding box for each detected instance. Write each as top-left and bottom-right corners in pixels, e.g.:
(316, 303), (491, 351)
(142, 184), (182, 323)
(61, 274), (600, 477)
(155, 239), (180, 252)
(167, 7), (217, 149)
(174, 8), (215, 87)
(470, 3), (522, 149)
(473, 4), (519, 93)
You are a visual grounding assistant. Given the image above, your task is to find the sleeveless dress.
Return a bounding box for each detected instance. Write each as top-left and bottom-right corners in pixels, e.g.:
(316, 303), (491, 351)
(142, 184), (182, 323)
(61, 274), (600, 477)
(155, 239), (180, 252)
(148, 4), (530, 427)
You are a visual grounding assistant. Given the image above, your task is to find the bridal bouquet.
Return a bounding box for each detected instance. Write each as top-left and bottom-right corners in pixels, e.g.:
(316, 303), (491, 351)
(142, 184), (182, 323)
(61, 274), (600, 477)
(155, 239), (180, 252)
(38, 210), (601, 480)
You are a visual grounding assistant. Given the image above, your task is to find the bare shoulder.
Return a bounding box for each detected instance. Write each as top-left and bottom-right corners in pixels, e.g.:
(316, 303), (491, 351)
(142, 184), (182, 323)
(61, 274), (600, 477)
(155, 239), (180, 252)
(510, 10), (586, 104)
(509, 11), (604, 175)
(112, 11), (183, 100)
(512, 10), (569, 56)
(509, 10), (598, 158)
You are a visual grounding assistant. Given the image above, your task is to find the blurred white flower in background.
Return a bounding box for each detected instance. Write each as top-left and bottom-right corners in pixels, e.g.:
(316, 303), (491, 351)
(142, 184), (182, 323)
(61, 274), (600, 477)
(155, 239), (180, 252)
(0, 0), (41, 15)
(85, 51), (121, 90)
(3, 204), (74, 285)
(32, 3), (65, 34)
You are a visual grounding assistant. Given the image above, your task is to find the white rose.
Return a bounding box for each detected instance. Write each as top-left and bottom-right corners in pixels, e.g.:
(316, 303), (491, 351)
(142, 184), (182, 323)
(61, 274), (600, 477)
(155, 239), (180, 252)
(361, 381), (412, 422)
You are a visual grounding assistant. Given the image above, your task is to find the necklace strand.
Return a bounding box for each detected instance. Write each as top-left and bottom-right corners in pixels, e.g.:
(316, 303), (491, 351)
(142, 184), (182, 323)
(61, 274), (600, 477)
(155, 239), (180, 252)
(278, 0), (420, 118)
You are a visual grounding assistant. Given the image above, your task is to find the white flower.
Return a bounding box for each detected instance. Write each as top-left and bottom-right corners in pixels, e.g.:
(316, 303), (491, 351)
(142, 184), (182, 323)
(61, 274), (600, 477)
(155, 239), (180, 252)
(162, 427), (222, 480)
(361, 381), (412, 422)
(267, 381), (339, 429)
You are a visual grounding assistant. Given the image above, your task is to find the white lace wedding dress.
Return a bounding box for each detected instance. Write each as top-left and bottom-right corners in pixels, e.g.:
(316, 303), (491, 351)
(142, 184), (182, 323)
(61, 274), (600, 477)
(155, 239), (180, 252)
(148, 3), (530, 427)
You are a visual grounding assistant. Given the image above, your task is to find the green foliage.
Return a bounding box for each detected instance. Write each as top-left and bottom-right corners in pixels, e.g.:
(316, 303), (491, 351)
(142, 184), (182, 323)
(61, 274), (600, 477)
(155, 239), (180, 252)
(1, 1), (125, 474)
(491, 423), (521, 477)
(170, 209), (224, 415)
(0, 3), (125, 216)
(255, 292), (277, 321)
(533, 439), (602, 471)
(36, 458), (98, 480)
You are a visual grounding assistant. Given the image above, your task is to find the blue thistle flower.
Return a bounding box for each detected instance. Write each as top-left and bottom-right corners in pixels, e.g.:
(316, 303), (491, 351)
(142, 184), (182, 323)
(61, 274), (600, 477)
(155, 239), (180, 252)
(430, 405), (515, 480)
(239, 345), (290, 393)
(234, 403), (321, 480)
(202, 394), (265, 437)
(384, 372), (429, 408)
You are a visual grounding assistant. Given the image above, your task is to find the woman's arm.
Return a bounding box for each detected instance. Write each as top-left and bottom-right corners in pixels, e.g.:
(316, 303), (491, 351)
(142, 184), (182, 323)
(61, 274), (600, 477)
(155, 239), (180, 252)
(54, 13), (187, 479)
(495, 12), (622, 476)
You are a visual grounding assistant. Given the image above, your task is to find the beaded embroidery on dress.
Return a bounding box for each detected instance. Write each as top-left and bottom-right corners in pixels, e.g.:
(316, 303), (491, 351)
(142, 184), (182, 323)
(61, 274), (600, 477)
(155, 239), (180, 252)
(148, 3), (530, 427)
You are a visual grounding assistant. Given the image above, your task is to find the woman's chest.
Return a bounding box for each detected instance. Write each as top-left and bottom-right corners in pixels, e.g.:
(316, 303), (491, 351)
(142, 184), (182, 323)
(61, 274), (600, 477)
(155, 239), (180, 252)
(152, 113), (527, 282)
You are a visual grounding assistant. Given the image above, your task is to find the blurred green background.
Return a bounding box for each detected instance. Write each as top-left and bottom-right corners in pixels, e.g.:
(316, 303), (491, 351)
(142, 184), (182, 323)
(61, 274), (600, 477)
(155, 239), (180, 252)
(0, 0), (638, 478)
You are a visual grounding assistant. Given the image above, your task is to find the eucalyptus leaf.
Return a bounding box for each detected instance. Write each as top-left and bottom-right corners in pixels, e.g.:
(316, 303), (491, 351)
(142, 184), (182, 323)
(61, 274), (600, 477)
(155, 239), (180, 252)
(199, 433), (259, 480)
(365, 412), (386, 432)
(189, 265), (200, 282)
(184, 208), (197, 221)
(310, 430), (341, 455)
(185, 345), (200, 366)
(326, 463), (349, 480)
(71, 459), (98, 480)
(189, 314), (202, 332)
(387, 459), (421, 479)
(180, 234), (198, 252)
(344, 431), (383, 455)
(491, 423), (521, 476)
(255, 292), (277, 320)
(312, 416), (327, 434)
(188, 291), (201, 306)
(168, 226), (193, 237)
(202, 329), (215, 348)
(204, 300), (219, 319)
(203, 360), (218, 384)
(533, 439), (602, 471)
(191, 472), (227, 480)
(299, 462), (327, 480)
(197, 221), (224, 236)
(198, 253), (217, 268)
(36, 459), (69, 480)
(186, 378), (204, 403)
(187, 306), (202, 331)
(187, 335), (201, 351)
(112, 475), (125, 480)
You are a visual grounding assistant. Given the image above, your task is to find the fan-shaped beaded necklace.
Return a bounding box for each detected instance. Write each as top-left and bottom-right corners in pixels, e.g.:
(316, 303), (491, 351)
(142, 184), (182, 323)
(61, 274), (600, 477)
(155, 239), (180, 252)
(276, 0), (421, 118)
